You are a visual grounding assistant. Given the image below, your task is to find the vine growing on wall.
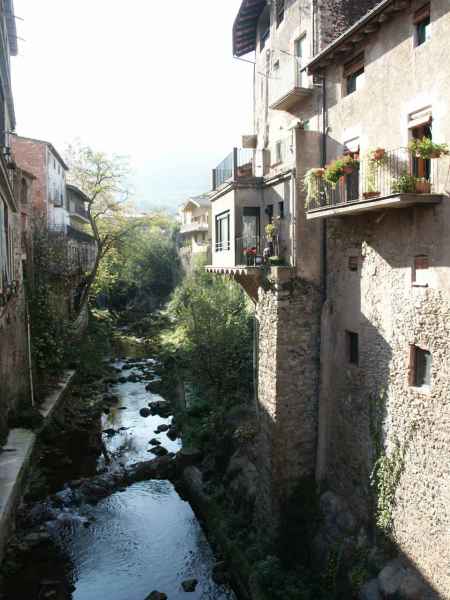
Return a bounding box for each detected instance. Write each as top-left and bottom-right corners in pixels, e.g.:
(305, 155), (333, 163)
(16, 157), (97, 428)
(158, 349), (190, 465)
(369, 390), (417, 538)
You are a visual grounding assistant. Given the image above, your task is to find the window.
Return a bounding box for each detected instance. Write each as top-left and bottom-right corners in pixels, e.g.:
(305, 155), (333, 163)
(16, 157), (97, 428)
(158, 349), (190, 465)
(265, 204), (274, 223)
(278, 201), (284, 219)
(414, 4), (430, 46)
(412, 254), (429, 286)
(410, 345), (432, 388)
(411, 123), (432, 180)
(348, 256), (359, 271)
(275, 141), (282, 164)
(346, 331), (359, 365)
(259, 8), (270, 51)
(295, 35), (307, 87)
(344, 54), (365, 96)
(273, 59), (280, 71)
(215, 211), (230, 252)
(276, 0), (284, 27)
(0, 199), (15, 293)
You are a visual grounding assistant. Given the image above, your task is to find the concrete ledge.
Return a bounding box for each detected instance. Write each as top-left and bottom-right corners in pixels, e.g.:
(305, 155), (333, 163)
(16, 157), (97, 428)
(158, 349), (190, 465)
(0, 370), (76, 562)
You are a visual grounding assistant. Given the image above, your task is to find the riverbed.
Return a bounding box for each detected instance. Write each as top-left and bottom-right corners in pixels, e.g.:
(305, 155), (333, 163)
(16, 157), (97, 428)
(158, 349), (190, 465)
(3, 347), (236, 600)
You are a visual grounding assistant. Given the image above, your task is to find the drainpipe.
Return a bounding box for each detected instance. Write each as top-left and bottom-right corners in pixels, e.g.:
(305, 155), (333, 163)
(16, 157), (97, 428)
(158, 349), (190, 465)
(321, 75), (327, 301)
(25, 299), (34, 407)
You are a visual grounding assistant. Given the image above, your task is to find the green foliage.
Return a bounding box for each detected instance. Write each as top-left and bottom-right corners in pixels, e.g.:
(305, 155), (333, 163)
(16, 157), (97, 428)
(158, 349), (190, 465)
(167, 265), (253, 399)
(94, 212), (181, 311)
(303, 168), (325, 208)
(324, 156), (358, 188)
(408, 137), (449, 159)
(391, 171), (418, 194)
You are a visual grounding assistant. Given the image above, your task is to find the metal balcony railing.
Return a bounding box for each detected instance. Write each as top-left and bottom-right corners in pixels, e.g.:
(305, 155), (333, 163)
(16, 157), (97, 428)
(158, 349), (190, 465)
(307, 147), (441, 211)
(212, 148), (254, 190)
(235, 235), (262, 266)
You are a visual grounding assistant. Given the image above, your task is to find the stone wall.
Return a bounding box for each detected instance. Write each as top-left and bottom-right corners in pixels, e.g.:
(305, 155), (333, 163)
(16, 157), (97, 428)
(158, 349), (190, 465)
(317, 208), (450, 597)
(317, 0), (382, 49)
(255, 267), (321, 520)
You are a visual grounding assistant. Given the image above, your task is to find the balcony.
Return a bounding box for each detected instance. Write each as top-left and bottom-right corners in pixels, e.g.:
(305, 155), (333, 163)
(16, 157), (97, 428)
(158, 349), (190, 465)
(269, 58), (313, 112)
(306, 147), (445, 220)
(212, 148), (257, 191)
(179, 221), (208, 235)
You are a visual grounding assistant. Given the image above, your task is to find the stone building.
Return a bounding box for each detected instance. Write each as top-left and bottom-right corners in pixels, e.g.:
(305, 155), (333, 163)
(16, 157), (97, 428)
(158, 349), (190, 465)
(177, 194), (211, 272)
(207, 0), (450, 596)
(0, 1), (33, 442)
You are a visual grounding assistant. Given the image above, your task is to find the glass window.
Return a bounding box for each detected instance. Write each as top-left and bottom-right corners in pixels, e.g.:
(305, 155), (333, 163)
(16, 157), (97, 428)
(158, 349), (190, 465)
(414, 4), (431, 46)
(412, 346), (432, 388)
(215, 211), (230, 252)
(346, 67), (364, 95)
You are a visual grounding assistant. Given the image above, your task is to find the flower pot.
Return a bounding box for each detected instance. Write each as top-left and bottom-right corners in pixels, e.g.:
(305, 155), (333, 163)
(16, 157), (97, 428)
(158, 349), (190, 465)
(430, 151), (441, 159)
(363, 191), (380, 199)
(372, 149), (386, 161)
(415, 180), (431, 193)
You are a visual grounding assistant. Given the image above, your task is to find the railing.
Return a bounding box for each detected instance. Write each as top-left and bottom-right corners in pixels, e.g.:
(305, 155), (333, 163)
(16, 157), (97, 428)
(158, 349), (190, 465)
(307, 147), (441, 211)
(212, 148), (254, 190)
(235, 235), (262, 266)
(69, 200), (89, 220)
(215, 239), (231, 252)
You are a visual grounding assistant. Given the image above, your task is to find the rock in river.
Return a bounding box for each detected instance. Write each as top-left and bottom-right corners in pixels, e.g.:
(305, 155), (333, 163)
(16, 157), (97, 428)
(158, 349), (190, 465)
(149, 446), (168, 457)
(139, 408), (151, 418)
(155, 424), (170, 433)
(181, 578), (198, 592)
(149, 438), (161, 446)
(145, 591), (167, 600)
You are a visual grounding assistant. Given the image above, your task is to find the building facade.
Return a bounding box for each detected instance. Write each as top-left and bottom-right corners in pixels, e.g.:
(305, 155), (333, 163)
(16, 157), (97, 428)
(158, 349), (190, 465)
(207, 0), (450, 596)
(0, 1), (33, 442)
(177, 194), (211, 271)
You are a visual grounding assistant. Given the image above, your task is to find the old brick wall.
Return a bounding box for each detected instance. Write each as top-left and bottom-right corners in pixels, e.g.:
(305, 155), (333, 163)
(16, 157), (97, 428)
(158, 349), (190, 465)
(317, 207), (450, 597)
(317, 0), (381, 49)
(255, 268), (321, 520)
(11, 136), (47, 218)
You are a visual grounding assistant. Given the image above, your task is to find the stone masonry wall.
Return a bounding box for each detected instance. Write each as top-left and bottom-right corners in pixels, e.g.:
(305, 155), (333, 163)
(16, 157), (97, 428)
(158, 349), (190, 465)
(255, 268), (321, 521)
(317, 207), (450, 598)
(317, 0), (381, 49)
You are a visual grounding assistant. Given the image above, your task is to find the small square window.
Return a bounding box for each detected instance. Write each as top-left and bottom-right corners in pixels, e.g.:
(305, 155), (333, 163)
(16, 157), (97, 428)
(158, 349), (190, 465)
(348, 256), (358, 271)
(346, 68), (364, 95)
(344, 54), (365, 96)
(410, 345), (432, 388)
(346, 331), (359, 365)
(278, 201), (284, 219)
(414, 4), (431, 46)
(273, 59), (280, 71)
(412, 255), (429, 286)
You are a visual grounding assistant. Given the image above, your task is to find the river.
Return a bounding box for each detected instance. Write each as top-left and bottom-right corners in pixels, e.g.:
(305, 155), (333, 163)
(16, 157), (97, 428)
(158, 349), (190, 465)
(3, 342), (237, 600)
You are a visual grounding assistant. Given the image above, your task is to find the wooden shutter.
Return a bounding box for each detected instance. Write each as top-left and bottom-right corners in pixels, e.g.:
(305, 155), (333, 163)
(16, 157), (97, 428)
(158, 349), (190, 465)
(344, 54), (364, 78)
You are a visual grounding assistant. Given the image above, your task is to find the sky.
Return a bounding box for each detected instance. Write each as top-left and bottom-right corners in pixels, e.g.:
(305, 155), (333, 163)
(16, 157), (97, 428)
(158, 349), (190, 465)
(11, 0), (254, 212)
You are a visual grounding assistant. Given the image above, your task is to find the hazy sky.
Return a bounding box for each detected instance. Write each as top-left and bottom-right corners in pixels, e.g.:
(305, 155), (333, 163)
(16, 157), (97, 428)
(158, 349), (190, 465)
(11, 0), (254, 211)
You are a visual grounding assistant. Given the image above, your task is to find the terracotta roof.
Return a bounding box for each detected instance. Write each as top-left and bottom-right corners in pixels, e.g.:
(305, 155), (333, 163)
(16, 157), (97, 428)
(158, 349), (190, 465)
(233, 0), (266, 57)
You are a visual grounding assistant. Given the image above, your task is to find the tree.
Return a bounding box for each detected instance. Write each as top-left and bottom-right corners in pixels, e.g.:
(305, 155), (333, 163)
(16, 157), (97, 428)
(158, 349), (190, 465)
(65, 142), (143, 315)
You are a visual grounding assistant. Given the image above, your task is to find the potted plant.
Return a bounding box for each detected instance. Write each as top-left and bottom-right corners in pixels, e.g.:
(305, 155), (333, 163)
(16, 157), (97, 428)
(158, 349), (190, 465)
(303, 167), (325, 208)
(391, 172), (417, 194)
(265, 222), (277, 240)
(243, 246), (257, 266)
(363, 148), (388, 199)
(324, 156), (357, 188)
(409, 137), (449, 159)
(414, 177), (431, 193)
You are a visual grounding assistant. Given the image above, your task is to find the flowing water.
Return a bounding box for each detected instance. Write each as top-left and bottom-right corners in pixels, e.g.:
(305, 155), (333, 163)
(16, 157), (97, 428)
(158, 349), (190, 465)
(5, 341), (237, 600)
(59, 356), (235, 600)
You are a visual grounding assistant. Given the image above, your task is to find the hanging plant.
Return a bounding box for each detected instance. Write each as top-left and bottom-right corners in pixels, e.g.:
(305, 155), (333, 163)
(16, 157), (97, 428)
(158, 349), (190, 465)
(265, 223), (277, 240)
(324, 156), (358, 188)
(303, 168), (325, 208)
(409, 137), (449, 160)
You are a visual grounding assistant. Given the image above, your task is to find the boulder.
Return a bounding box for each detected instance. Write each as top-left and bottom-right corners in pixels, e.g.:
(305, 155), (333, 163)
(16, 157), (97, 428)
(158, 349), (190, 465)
(149, 446), (168, 457)
(149, 438), (162, 446)
(359, 579), (382, 600)
(181, 578), (198, 592)
(140, 408), (152, 418)
(149, 401), (172, 418)
(103, 428), (117, 436)
(212, 561), (228, 585)
(155, 424), (170, 433)
(167, 425), (179, 441)
(145, 592), (167, 600)
(398, 570), (429, 599)
(176, 447), (202, 468)
(378, 559), (405, 597)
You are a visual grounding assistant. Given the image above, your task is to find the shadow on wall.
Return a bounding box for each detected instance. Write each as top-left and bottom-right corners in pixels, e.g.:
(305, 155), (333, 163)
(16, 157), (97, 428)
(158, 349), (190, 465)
(315, 206), (448, 598)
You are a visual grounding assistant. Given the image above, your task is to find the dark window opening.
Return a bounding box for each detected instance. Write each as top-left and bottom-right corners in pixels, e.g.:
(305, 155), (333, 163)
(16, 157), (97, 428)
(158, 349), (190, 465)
(265, 204), (274, 223)
(276, 0), (284, 27)
(215, 211), (230, 252)
(278, 201), (284, 219)
(414, 4), (430, 46)
(411, 123), (432, 180)
(348, 256), (358, 271)
(412, 254), (429, 286)
(346, 331), (359, 365)
(259, 7), (270, 51)
(344, 54), (364, 96)
(410, 345), (432, 388)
